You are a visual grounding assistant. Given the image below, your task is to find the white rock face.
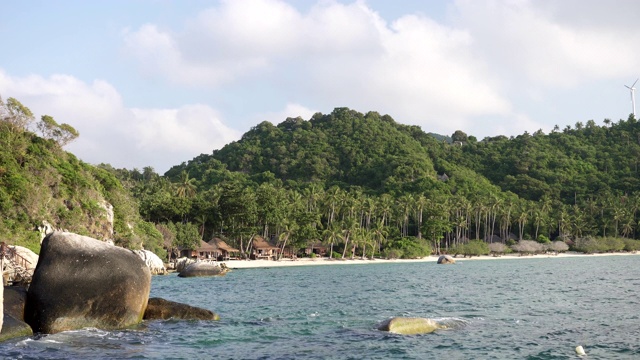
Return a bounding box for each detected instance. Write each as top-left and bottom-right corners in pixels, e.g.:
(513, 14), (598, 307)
(133, 249), (167, 275)
(98, 200), (115, 240)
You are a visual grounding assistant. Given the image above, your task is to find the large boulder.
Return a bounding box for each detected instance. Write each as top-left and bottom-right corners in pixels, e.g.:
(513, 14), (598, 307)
(178, 261), (228, 278)
(0, 314), (32, 342)
(144, 298), (220, 321)
(133, 249), (167, 275)
(175, 257), (195, 272)
(25, 232), (151, 334)
(378, 317), (445, 335)
(437, 255), (456, 264)
(0, 286), (32, 342)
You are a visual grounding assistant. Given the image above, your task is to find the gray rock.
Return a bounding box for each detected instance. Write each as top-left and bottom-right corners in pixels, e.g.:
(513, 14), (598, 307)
(0, 314), (32, 342)
(437, 255), (456, 264)
(178, 261), (228, 278)
(25, 232), (151, 334)
(144, 297), (220, 321)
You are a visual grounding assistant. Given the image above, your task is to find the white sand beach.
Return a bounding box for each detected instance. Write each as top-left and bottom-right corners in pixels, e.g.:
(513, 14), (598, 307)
(221, 252), (640, 269)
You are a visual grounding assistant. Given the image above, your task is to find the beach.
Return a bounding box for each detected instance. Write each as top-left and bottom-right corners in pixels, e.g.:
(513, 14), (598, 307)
(221, 251), (640, 269)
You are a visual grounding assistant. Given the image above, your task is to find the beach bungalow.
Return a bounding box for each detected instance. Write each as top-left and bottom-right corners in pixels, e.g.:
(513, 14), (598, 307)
(250, 236), (280, 260)
(180, 240), (221, 260)
(303, 241), (327, 257)
(208, 238), (240, 260)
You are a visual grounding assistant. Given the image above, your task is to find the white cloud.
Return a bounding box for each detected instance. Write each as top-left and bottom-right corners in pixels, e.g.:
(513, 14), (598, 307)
(0, 70), (239, 173)
(453, 0), (640, 88)
(122, 0), (516, 137)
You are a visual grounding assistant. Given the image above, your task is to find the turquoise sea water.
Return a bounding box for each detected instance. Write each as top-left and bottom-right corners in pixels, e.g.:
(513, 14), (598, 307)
(2, 255), (640, 359)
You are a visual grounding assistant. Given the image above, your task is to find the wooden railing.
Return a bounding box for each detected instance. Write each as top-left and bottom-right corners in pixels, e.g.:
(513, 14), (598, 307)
(0, 242), (33, 284)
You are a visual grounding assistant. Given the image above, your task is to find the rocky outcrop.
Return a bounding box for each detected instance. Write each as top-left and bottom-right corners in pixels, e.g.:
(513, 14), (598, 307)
(2, 246), (38, 285)
(133, 250), (167, 275)
(144, 298), (220, 321)
(25, 232), (151, 334)
(0, 286), (33, 341)
(178, 261), (228, 278)
(378, 317), (444, 335)
(0, 314), (32, 342)
(175, 257), (195, 272)
(437, 255), (456, 264)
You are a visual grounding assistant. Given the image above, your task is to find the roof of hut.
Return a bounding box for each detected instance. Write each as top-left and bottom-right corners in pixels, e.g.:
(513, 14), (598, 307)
(208, 238), (240, 252)
(251, 236), (279, 250)
(197, 240), (219, 252)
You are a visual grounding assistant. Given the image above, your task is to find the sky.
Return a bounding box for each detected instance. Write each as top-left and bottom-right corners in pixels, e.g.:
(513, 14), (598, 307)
(2, 0), (640, 174)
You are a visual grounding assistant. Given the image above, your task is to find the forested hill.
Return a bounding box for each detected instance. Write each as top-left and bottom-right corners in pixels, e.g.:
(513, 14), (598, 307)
(168, 108), (640, 207)
(193, 108), (439, 192)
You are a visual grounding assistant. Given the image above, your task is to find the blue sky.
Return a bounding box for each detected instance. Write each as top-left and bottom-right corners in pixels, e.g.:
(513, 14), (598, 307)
(2, 0), (640, 173)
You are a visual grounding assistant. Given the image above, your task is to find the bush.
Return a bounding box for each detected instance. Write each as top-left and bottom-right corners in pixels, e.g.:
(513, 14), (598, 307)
(623, 238), (640, 252)
(381, 248), (403, 259)
(573, 237), (606, 254)
(488, 242), (510, 255)
(574, 237), (625, 254)
(462, 240), (490, 257)
(547, 241), (569, 253)
(383, 237), (431, 259)
(536, 234), (550, 244)
(310, 252), (317, 258)
(511, 240), (545, 254)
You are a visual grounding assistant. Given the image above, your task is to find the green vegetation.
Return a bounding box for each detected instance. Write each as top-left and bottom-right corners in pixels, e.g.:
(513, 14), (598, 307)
(5, 98), (640, 260)
(0, 96), (163, 254)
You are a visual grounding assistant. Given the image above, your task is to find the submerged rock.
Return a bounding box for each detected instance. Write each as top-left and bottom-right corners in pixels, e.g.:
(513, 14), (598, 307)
(437, 255), (456, 264)
(178, 261), (228, 278)
(144, 297), (220, 321)
(378, 317), (445, 335)
(25, 232), (151, 334)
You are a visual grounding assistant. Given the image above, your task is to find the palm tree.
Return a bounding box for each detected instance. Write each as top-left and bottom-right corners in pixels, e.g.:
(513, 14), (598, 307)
(174, 171), (197, 198)
(341, 218), (359, 259)
(371, 218), (388, 257)
(322, 224), (342, 259)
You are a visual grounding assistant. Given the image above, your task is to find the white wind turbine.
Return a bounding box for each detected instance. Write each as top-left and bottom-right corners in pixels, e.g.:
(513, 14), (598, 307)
(625, 78), (638, 117)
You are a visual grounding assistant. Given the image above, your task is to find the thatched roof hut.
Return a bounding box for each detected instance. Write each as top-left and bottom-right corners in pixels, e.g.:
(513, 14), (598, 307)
(250, 236), (279, 259)
(208, 238), (240, 259)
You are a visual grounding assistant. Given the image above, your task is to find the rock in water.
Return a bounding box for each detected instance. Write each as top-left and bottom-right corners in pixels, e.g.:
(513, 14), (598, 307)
(0, 314), (32, 342)
(178, 261), (228, 277)
(437, 255), (456, 264)
(575, 345), (586, 356)
(378, 317), (443, 335)
(144, 297), (220, 321)
(25, 232), (151, 334)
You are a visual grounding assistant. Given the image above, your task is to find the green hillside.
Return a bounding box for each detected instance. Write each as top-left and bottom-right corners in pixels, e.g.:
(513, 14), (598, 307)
(0, 97), (165, 255)
(4, 96), (640, 259)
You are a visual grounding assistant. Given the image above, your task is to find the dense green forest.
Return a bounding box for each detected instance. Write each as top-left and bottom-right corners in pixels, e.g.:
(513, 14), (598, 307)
(3, 98), (640, 259)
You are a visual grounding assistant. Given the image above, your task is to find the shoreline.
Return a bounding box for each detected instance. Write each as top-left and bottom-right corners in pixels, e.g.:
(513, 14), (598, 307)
(220, 251), (640, 269)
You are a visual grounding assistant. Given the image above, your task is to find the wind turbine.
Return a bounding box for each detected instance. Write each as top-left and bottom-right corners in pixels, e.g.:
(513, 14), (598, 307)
(625, 78), (638, 117)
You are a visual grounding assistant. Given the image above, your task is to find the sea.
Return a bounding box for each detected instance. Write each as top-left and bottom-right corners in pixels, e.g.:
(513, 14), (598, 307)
(1, 255), (640, 359)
